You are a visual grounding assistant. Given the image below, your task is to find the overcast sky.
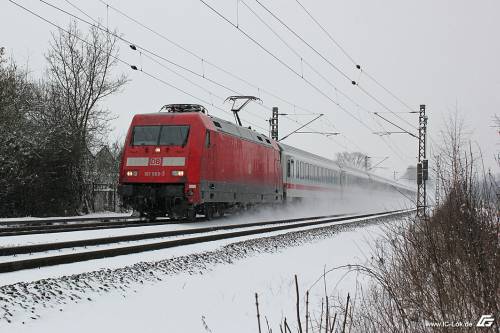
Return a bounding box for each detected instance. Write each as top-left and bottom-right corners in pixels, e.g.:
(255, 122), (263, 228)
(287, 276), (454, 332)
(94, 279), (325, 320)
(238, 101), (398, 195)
(2, 0), (499, 179)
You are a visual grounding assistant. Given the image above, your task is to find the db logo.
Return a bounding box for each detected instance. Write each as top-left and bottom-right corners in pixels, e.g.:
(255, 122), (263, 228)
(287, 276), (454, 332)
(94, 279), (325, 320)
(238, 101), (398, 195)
(149, 157), (162, 166)
(477, 315), (495, 327)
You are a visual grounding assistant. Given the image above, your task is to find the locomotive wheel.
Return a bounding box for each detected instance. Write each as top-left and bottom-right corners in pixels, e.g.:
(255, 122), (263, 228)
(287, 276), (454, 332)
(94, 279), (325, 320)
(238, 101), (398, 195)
(185, 208), (196, 222)
(217, 206), (225, 217)
(204, 206), (214, 220)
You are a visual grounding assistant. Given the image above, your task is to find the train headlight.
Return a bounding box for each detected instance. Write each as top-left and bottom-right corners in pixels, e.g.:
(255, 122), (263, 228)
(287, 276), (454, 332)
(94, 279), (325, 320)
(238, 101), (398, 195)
(172, 170), (184, 176)
(126, 170), (138, 177)
(154, 147), (161, 153)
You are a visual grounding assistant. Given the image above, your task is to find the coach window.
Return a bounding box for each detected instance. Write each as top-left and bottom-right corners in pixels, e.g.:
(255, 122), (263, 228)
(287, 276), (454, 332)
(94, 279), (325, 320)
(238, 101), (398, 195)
(291, 160), (295, 178)
(286, 159), (291, 178)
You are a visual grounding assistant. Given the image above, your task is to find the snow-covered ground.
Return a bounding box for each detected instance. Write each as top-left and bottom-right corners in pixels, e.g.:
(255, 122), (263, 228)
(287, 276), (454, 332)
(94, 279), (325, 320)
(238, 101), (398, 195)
(0, 214), (402, 332)
(0, 213), (364, 263)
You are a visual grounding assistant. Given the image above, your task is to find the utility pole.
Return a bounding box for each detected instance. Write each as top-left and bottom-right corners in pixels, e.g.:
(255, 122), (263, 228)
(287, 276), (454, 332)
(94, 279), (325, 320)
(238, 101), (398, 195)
(416, 104), (428, 218)
(269, 107), (279, 141)
(372, 106), (429, 216)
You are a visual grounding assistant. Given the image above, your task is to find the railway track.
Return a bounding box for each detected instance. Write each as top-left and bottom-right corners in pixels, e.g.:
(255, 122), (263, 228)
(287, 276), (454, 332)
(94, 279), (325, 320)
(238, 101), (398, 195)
(0, 210), (413, 274)
(0, 211), (348, 237)
(0, 216), (179, 237)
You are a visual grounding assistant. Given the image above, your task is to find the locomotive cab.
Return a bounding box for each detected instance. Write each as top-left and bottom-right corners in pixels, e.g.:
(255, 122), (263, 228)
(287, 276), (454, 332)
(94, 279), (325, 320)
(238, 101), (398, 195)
(119, 105), (208, 219)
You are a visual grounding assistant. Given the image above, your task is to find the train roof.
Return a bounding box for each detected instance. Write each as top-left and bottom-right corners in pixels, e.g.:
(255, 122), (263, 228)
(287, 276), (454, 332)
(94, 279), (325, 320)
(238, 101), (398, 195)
(132, 110), (278, 149)
(208, 115), (277, 148)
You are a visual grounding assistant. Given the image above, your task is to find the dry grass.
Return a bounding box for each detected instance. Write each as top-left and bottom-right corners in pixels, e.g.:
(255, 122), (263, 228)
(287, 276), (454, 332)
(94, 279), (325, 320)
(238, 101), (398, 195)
(259, 116), (499, 332)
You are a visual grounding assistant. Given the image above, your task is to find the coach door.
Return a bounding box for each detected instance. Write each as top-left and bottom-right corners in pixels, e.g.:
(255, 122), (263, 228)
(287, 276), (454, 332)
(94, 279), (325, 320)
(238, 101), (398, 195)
(340, 170), (346, 199)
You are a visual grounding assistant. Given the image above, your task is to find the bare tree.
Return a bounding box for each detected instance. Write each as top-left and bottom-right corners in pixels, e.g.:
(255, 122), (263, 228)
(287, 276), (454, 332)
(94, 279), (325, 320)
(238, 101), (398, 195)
(494, 115), (500, 167)
(335, 152), (371, 170)
(45, 21), (127, 212)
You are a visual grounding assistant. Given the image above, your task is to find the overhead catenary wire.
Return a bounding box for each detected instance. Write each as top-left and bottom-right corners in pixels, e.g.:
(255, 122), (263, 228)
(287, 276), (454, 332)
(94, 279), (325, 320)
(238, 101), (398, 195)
(14, 0), (352, 152)
(293, 0), (417, 115)
(42, 0), (356, 151)
(93, 0), (368, 152)
(198, 0), (415, 164)
(254, 0), (418, 131)
(6, 0), (269, 133)
(40, 0), (279, 131)
(238, 0), (411, 161)
(7, 1), (418, 186)
(197, 0), (378, 135)
(296, 1), (440, 150)
(31, 0), (412, 159)
(91, 0), (362, 152)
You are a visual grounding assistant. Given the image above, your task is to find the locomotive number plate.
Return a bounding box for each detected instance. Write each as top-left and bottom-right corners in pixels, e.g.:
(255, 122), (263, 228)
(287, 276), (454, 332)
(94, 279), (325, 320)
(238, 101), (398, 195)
(144, 171), (166, 177)
(149, 157), (162, 166)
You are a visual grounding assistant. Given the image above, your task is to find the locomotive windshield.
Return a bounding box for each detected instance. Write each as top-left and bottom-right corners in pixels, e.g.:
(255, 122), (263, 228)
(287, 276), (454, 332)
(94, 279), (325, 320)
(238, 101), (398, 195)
(132, 125), (190, 146)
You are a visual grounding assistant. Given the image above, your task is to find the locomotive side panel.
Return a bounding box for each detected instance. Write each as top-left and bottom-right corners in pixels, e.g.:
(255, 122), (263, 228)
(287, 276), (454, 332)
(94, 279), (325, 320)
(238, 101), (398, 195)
(199, 128), (282, 204)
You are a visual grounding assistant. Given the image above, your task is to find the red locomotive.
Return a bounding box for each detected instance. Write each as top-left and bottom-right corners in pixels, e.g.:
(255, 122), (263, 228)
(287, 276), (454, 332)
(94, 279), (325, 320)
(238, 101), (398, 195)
(118, 104), (283, 219)
(118, 103), (415, 219)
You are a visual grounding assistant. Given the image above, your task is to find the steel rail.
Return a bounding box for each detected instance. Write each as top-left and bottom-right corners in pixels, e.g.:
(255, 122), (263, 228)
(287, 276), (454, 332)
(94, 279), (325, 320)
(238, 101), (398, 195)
(0, 215), (137, 226)
(0, 210), (412, 273)
(0, 218), (179, 237)
(0, 211), (357, 237)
